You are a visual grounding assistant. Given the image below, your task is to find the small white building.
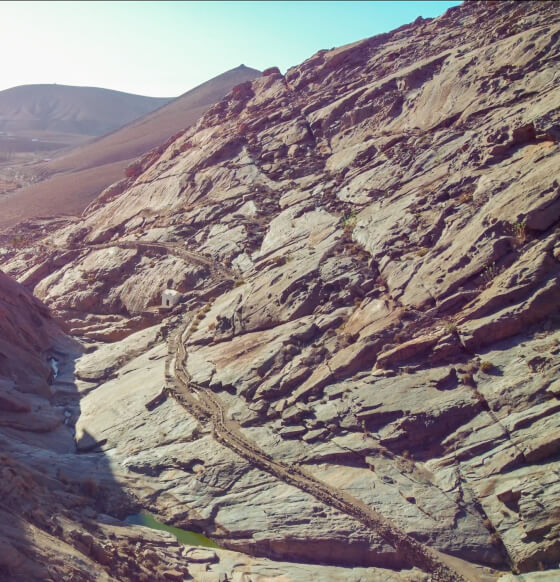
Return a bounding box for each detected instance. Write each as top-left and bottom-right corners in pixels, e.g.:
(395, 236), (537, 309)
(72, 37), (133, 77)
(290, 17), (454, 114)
(162, 289), (181, 308)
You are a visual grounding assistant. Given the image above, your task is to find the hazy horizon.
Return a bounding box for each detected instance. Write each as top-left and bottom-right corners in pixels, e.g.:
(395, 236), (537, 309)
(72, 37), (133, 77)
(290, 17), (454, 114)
(1, 1), (459, 97)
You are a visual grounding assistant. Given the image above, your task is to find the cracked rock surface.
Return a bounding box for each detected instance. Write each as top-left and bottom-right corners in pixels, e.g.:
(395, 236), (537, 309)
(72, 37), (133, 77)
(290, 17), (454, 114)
(1, 1), (560, 580)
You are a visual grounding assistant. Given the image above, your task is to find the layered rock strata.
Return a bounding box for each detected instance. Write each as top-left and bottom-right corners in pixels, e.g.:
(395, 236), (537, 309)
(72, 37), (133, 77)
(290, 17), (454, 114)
(2, 1), (560, 580)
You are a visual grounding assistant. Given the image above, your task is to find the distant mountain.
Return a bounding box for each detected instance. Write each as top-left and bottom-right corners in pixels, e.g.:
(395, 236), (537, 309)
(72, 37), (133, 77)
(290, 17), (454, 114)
(39, 65), (261, 175)
(0, 65), (261, 228)
(0, 84), (172, 141)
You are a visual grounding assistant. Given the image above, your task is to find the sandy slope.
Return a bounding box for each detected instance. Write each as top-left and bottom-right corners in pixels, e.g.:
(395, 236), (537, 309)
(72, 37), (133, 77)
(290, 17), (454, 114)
(0, 66), (260, 229)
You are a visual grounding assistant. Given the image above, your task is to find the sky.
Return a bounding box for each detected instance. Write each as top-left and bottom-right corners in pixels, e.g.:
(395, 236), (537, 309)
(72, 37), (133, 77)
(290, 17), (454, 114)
(0, 1), (460, 97)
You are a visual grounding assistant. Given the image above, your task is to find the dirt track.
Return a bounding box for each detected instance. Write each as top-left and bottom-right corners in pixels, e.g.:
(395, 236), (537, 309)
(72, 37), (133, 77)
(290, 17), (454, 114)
(163, 293), (472, 582)
(52, 238), (474, 581)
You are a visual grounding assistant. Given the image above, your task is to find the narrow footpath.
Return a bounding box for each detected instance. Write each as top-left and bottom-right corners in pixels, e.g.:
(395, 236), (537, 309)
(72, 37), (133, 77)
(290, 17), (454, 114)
(55, 238), (477, 581)
(166, 308), (473, 582)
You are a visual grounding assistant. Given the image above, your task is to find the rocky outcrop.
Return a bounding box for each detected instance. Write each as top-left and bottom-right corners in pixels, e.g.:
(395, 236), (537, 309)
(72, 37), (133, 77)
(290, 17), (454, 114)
(0, 274), (430, 582)
(3, 1), (560, 580)
(0, 269), (60, 398)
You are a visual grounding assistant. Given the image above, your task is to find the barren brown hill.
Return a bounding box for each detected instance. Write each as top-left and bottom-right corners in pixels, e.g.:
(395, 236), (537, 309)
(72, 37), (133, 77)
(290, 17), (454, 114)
(0, 83), (171, 142)
(0, 66), (260, 229)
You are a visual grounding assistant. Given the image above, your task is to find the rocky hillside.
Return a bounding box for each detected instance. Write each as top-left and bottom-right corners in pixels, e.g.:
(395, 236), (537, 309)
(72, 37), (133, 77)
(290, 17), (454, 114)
(0, 66), (261, 230)
(2, 1), (560, 580)
(1, 270), (327, 582)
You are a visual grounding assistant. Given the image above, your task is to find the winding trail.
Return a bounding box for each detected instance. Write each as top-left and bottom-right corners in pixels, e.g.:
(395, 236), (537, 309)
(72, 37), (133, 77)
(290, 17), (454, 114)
(51, 237), (473, 581)
(164, 306), (472, 582)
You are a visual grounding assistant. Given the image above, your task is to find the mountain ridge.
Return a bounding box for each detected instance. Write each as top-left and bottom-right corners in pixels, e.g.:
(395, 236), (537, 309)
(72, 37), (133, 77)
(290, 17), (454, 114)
(0, 65), (261, 228)
(0, 83), (172, 137)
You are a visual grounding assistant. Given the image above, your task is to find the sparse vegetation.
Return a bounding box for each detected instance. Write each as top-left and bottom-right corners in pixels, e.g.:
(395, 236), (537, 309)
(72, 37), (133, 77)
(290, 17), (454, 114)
(125, 161), (143, 179)
(473, 390), (486, 404)
(337, 331), (357, 349)
(466, 360), (479, 373)
(393, 329), (408, 344)
(474, 193), (489, 209)
(81, 271), (96, 284)
(2, 7), (558, 582)
(444, 320), (457, 334)
(342, 210), (357, 232)
(507, 220), (528, 246)
(461, 360), (481, 386)
(272, 255), (289, 267)
(480, 360), (494, 373)
(482, 261), (502, 285)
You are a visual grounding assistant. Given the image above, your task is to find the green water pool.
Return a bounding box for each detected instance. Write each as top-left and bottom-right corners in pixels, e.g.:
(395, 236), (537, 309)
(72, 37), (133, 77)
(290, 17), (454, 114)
(125, 512), (220, 548)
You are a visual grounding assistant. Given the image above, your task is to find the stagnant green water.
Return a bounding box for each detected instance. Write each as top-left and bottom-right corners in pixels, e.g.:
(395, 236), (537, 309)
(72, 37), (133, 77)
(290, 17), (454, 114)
(125, 512), (220, 548)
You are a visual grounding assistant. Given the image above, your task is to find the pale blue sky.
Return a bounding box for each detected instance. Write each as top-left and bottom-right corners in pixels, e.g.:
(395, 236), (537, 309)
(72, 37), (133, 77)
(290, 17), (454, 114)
(0, 1), (460, 97)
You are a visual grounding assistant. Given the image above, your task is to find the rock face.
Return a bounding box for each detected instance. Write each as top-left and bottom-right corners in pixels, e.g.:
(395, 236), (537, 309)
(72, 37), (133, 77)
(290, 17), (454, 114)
(0, 269), (59, 398)
(2, 1), (560, 580)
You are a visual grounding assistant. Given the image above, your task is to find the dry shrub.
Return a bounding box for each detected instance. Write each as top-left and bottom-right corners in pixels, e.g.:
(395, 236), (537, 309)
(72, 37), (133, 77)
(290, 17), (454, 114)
(480, 360), (494, 373)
